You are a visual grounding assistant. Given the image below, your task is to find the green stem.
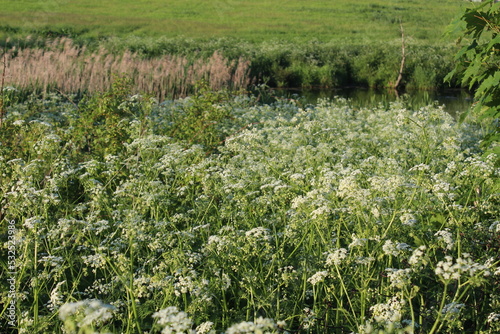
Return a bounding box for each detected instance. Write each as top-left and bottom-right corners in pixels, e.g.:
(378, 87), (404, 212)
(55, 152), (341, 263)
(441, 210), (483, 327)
(429, 282), (448, 334)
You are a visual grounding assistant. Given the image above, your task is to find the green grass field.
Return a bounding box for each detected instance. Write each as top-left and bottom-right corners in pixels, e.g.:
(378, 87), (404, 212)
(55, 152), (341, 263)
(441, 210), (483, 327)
(0, 0), (467, 42)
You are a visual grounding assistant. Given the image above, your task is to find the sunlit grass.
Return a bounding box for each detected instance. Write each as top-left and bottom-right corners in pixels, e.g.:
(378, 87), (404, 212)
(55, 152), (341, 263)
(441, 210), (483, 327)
(0, 0), (466, 42)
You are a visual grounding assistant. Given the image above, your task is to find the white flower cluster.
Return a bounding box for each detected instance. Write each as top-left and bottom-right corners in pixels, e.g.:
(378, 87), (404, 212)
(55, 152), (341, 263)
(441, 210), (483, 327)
(325, 248), (348, 266)
(408, 246), (427, 267)
(152, 306), (193, 334)
(489, 221), (500, 234)
(173, 270), (208, 297)
(225, 317), (281, 334)
(435, 254), (491, 281)
(487, 313), (500, 323)
(399, 211), (418, 226)
(370, 296), (406, 323)
(307, 271), (328, 285)
(382, 240), (412, 257)
(385, 268), (412, 289)
(47, 281), (66, 311)
(442, 302), (465, 318)
(349, 234), (368, 249)
(434, 229), (454, 250)
(59, 299), (116, 328)
(245, 227), (272, 242)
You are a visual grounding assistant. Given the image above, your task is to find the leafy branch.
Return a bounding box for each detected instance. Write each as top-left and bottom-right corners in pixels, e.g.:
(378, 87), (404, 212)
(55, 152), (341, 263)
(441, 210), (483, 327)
(446, 0), (500, 155)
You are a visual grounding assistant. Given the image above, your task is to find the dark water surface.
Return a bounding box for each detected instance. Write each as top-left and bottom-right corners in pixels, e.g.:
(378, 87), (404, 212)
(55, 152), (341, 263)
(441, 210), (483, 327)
(272, 87), (473, 117)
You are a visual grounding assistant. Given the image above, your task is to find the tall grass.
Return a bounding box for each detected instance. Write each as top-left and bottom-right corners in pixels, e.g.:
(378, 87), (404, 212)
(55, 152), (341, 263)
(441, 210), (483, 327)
(1, 37), (462, 99)
(2, 38), (251, 100)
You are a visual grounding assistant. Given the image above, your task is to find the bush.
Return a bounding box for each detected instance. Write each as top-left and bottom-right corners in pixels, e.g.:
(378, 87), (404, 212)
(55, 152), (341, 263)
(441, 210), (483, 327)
(446, 0), (500, 160)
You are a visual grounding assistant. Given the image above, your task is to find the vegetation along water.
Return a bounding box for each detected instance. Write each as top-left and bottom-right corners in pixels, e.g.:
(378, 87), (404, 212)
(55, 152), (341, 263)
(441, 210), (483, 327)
(0, 0), (499, 333)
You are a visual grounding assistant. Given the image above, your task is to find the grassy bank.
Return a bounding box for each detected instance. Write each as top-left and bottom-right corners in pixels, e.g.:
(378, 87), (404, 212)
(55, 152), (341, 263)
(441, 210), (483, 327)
(1, 37), (462, 99)
(0, 0), (470, 95)
(0, 87), (499, 333)
(0, 0), (466, 43)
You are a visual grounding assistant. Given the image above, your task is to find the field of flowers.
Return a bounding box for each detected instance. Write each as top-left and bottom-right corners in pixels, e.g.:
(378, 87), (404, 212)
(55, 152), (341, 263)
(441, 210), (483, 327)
(0, 85), (499, 333)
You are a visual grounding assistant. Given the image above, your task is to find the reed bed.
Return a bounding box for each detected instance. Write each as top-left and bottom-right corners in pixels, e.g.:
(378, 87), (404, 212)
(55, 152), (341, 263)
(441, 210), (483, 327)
(2, 38), (252, 100)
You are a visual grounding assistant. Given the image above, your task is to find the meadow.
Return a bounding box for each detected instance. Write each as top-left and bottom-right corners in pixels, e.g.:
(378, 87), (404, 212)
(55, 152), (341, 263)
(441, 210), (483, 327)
(0, 82), (499, 333)
(0, 0), (466, 42)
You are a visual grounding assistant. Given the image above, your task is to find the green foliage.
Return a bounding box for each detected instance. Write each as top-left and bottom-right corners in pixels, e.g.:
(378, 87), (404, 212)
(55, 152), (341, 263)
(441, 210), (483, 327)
(162, 81), (239, 152)
(446, 0), (500, 156)
(68, 76), (155, 159)
(1, 92), (499, 333)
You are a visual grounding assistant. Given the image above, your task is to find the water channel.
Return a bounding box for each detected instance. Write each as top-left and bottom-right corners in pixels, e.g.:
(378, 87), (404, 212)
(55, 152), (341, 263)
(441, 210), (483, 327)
(271, 87), (473, 117)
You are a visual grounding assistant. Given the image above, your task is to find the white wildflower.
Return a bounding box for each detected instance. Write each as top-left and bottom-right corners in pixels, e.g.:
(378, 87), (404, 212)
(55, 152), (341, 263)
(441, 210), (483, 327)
(301, 308), (316, 330)
(245, 227), (272, 242)
(409, 164), (430, 172)
(435, 254), (490, 281)
(47, 281), (66, 311)
(23, 217), (41, 230)
(152, 306), (193, 334)
(385, 268), (412, 289)
(311, 205), (330, 218)
(434, 229), (454, 250)
(325, 248), (348, 266)
(442, 302), (465, 319)
(408, 246), (427, 267)
(383, 240), (411, 257)
(59, 299), (116, 328)
(487, 313), (500, 323)
(174, 273), (196, 296)
(226, 317), (278, 334)
(349, 234), (367, 248)
(370, 296), (406, 323)
(196, 321), (215, 334)
(307, 271), (328, 285)
(81, 254), (106, 271)
(400, 212), (417, 226)
(290, 173), (306, 180)
(489, 221), (500, 233)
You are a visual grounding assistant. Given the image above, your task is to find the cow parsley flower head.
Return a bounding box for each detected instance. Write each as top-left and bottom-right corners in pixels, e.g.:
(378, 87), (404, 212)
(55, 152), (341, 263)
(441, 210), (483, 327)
(442, 302), (465, 318)
(435, 229), (454, 250)
(408, 246), (427, 267)
(59, 299), (116, 329)
(385, 268), (412, 289)
(435, 254), (490, 281)
(349, 234), (367, 248)
(370, 296), (406, 323)
(152, 306), (193, 334)
(225, 317), (278, 334)
(487, 313), (500, 323)
(307, 271), (328, 285)
(400, 211), (417, 226)
(489, 221), (500, 234)
(196, 321), (215, 334)
(23, 216), (41, 230)
(325, 248), (348, 266)
(47, 281), (66, 311)
(382, 240), (412, 257)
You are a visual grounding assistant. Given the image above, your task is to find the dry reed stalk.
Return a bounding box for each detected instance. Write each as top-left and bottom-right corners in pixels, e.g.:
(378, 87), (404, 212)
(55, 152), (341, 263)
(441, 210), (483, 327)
(0, 51), (6, 128)
(3, 38), (253, 100)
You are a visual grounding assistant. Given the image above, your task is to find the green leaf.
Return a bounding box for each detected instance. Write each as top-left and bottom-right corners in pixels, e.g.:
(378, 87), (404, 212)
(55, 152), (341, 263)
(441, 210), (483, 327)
(475, 71), (500, 97)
